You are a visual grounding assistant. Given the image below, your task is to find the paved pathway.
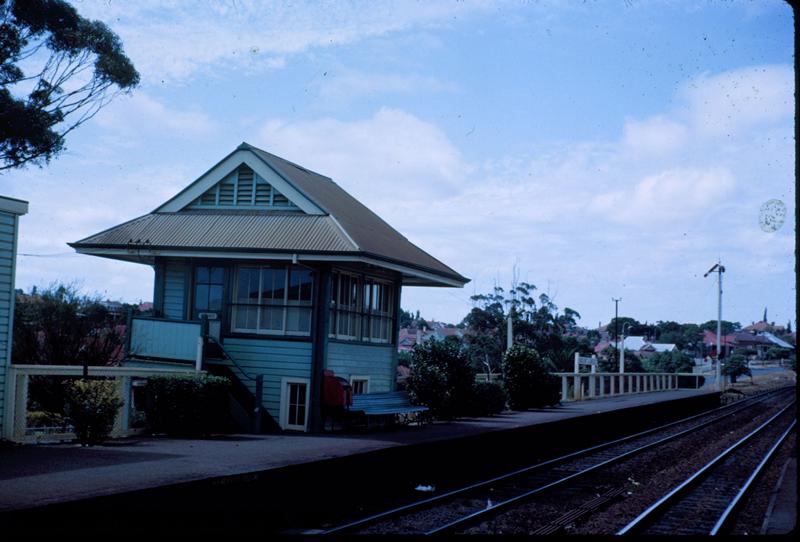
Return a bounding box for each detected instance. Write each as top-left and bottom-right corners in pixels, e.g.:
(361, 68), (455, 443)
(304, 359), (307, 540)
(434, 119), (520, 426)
(0, 388), (714, 512)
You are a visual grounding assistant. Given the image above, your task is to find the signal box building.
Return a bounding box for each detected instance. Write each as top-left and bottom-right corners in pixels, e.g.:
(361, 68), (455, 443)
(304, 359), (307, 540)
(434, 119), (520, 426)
(70, 143), (468, 432)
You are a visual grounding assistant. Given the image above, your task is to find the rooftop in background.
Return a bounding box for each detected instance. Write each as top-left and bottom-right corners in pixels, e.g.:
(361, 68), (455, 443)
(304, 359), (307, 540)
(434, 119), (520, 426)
(744, 321), (787, 334)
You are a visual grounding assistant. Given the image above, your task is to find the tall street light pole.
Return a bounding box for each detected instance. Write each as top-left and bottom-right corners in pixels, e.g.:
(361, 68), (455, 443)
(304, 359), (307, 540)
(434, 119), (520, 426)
(704, 261), (726, 391)
(612, 297), (621, 352)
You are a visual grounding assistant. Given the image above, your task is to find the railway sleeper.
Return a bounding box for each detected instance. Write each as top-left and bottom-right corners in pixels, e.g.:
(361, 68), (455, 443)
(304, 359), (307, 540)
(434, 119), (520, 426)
(530, 487), (626, 535)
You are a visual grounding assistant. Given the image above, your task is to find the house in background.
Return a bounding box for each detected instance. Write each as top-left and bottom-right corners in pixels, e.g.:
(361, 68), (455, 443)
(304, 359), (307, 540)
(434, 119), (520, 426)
(637, 342), (677, 359)
(1, 196), (28, 439)
(71, 143), (469, 432)
(702, 330), (736, 359)
(620, 336), (648, 352)
(397, 323), (463, 353)
(595, 336), (678, 360)
(759, 332), (794, 351)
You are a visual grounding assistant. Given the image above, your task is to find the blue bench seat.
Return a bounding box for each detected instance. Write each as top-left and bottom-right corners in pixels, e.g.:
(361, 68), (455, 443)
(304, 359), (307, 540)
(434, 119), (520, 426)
(347, 391), (428, 426)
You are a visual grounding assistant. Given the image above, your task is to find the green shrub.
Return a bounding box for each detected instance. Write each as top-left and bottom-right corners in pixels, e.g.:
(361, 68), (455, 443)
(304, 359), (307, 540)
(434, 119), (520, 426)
(63, 379), (124, 446)
(765, 347), (790, 361)
(643, 351), (694, 373)
(467, 381), (507, 417)
(26, 410), (67, 429)
(723, 354), (751, 383)
(407, 339), (476, 420)
(598, 346), (644, 373)
(502, 345), (560, 410)
(144, 374), (231, 437)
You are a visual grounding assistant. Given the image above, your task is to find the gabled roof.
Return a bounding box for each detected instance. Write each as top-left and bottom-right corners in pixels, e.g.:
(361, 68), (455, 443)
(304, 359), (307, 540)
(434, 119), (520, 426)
(70, 143), (468, 287)
(730, 331), (773, 346)
(702, 330), (736, 346)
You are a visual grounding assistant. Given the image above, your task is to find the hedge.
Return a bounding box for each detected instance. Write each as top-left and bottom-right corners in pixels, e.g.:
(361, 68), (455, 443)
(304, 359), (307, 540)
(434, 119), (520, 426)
(502, 345), (560, 410)
(144, 374), (231, 437)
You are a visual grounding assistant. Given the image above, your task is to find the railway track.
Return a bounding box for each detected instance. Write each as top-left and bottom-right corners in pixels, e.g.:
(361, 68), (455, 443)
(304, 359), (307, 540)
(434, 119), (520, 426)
(617, 404), (796, 536)
(319, 386), (794, 535)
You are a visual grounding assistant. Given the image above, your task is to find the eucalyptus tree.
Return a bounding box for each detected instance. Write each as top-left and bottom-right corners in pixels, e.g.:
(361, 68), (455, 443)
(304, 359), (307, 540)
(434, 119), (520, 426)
(0, 0), (139, 170)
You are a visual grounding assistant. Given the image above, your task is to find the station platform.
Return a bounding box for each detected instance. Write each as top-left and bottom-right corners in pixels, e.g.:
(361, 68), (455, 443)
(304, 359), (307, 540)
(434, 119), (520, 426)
(0, 388), (718, 516)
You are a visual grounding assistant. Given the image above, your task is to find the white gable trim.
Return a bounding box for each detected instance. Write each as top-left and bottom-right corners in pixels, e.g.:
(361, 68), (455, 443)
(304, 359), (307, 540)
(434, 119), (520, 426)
(328, 215), (360, 251)
(155, 149), (324, 215)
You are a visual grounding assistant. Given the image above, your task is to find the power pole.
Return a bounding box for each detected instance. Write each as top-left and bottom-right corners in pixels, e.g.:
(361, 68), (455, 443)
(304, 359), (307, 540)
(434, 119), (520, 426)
(507, 311), (513, 351)
(507, 265), (519, 351)
(704, 261), (726, 391)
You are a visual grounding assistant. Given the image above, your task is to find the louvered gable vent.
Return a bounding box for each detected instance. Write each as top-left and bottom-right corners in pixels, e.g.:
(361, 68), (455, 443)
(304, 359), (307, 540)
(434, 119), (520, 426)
(188, 164), (300, 211)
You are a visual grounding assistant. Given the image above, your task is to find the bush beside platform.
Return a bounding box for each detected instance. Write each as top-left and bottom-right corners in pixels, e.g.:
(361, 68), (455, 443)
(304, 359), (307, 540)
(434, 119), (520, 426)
(144, 374), (231, 437)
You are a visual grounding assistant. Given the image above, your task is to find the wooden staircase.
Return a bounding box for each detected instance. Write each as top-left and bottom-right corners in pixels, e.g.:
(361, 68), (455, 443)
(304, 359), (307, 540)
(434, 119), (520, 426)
(203, 337), (281, 433)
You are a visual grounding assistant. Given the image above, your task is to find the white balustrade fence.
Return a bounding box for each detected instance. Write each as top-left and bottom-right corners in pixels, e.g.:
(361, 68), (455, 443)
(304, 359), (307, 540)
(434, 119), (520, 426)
(473, 371), (708, 403)
(553, 372), (707, 402)
(3, 364), (197, 443)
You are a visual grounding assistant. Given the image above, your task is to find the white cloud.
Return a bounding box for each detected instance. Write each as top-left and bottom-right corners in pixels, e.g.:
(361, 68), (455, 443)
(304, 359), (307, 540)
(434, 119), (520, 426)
(94, 93), (217, 138)
(623, 115), (688, 156)
(78, 1), (497, 83)
(587, 167), (736, 225)
(678, 64), (794, 137)
(256, 107), (471, 199)
(317, 70), (459, 101)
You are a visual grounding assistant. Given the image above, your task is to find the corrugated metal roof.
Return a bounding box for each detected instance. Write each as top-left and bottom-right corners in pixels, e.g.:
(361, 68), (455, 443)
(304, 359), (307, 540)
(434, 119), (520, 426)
(247, 145), (468, 282)
(71, 143), (469, 285)
(73, 212), (355, 252)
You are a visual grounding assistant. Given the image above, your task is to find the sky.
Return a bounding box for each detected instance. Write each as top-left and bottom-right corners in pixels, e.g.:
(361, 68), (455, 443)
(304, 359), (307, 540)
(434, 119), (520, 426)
(1, 0), (795, 330)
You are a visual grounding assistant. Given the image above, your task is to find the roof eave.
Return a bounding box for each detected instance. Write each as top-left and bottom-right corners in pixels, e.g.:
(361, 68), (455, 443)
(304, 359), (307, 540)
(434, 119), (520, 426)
(70, 244), (469, 288)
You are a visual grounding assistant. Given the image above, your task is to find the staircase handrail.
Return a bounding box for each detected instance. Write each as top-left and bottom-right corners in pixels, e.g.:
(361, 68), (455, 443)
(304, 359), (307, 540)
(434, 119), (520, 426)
(205, 335), (257, 381)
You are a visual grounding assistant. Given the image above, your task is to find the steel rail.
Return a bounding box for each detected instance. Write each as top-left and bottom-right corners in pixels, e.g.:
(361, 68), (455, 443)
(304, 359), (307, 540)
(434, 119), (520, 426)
(319, 386), (791, 535)
(423, 396), (795, 536)
(710, 418), (796, 535)
(616, 401), (796, 535)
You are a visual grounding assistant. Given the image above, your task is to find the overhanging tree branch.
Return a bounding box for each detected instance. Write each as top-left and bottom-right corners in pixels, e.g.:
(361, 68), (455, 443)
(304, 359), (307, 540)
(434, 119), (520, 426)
(0, 0), (139, 171)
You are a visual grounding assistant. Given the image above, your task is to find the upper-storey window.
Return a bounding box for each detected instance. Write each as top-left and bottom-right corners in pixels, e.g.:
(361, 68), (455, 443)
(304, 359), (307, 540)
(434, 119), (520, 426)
(232, 264), (313, 335)
(193, 266), (225, 319)
(188, 165), (300, 211)
(329, 271), (394, 344)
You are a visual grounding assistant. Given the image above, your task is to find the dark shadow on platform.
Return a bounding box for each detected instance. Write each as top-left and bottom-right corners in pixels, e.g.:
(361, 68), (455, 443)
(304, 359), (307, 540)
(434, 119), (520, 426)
(0, 446), (181, 480)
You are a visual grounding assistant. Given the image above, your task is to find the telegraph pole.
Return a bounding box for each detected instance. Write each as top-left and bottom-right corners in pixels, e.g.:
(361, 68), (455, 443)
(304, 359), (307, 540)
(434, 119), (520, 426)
(507, 312), (513, 350)
(704, 261), (726, 391)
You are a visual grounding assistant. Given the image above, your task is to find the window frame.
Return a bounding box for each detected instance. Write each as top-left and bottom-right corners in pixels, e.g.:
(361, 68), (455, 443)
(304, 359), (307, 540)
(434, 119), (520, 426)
(191, 264), (226, 320)
(230, 264), (313, 337)
(349, 376), (370, 395)
(329, 271), (395, 344)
